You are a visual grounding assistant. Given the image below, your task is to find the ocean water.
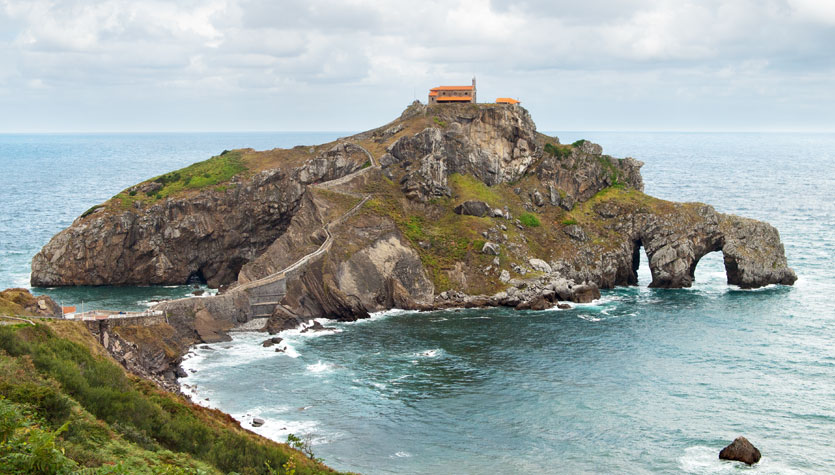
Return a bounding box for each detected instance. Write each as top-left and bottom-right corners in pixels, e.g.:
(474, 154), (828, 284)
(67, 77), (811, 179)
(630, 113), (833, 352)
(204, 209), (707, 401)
(2, 131), (834, 473)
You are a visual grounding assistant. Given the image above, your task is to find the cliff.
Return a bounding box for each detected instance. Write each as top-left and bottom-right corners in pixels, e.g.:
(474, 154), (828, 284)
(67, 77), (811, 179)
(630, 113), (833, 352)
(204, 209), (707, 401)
(31, 102), (796, 357)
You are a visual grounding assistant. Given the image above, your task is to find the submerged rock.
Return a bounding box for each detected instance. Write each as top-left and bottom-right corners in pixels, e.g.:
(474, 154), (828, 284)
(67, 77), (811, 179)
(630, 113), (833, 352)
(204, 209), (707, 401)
(719, 436), (761, 465)
(261, 337), (283, 348)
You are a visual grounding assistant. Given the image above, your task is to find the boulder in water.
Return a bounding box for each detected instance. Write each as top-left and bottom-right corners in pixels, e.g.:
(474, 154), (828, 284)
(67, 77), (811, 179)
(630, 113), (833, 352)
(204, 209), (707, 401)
(261, 337), (283, 348)
(252, 417), (265, 427)
(719, 436), (761, 465)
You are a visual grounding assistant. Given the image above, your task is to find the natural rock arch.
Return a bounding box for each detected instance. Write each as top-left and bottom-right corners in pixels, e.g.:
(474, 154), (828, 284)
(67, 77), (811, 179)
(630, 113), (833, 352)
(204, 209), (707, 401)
(622, 210), (796, 289)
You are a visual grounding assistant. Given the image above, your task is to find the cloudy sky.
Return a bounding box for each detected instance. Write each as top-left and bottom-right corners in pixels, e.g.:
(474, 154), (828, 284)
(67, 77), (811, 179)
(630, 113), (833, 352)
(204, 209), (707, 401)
(1, 0), (833, 132)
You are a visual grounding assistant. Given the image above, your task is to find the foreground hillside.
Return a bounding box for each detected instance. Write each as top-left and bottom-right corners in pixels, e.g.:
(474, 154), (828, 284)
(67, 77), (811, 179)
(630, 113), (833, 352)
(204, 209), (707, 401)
(0, 320), (338, 474)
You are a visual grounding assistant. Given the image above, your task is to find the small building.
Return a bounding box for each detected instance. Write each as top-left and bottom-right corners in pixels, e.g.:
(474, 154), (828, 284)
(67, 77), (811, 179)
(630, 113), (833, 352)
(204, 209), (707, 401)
(429, 78), (477, 104)
(496, 97), (520, 105)
(61, 306), (76, 318)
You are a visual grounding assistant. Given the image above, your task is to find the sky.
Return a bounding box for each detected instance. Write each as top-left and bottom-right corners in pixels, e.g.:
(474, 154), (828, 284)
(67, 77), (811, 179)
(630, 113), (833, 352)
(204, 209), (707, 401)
(0, 0), (833, 132)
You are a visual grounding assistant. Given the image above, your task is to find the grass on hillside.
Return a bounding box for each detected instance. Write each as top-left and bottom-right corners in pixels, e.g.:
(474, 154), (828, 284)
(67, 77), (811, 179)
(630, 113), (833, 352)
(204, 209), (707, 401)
(115, 151), (247, 209)
(0, 322), (336, 475)
(0, 289), (41, 317)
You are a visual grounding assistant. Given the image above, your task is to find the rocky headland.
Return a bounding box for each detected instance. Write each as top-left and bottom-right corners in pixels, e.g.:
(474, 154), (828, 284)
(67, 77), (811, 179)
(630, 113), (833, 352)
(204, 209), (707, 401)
(31, 102), (796, 385)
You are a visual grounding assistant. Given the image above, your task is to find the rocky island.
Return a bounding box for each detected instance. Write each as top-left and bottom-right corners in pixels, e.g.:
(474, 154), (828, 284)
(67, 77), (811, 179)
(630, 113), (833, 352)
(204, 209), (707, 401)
(31, 102), (796, 385)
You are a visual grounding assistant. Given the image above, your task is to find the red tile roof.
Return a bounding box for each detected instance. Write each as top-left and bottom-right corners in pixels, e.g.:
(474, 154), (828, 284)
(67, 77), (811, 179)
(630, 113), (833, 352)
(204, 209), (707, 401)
(430, 85), (474, 91)
(496, 97), (520, 104)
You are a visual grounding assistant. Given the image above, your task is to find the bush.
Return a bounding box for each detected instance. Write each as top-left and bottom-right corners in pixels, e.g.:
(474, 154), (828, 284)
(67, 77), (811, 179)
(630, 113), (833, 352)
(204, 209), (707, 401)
(519, 213), (541, 227)
(561, 218), (578, 226)
(571, 139), (587, 147)
(0, 324), (330, 474)
(544, 143), (571, 159)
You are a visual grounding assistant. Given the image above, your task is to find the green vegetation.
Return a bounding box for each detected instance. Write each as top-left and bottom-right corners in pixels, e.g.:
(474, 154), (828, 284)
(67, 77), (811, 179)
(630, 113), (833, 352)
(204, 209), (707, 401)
(571, 139), (587, 147)
(561, 218), (578, 226)
(432, 117), (447, 128)
(448, 174), (502, 205)
(80, 205), (103, 219)
(150, 151), (246, 199)
(519, 213), (541, 228)
(595, 155), (623, 187)
(113, 151), (247, 208)
(543, 142), (572, 159)
(0, 322), (336, 474)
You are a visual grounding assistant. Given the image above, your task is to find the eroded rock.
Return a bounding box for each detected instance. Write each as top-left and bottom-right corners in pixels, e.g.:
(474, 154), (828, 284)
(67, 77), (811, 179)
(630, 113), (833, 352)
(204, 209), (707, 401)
(719, 436), (761, 465)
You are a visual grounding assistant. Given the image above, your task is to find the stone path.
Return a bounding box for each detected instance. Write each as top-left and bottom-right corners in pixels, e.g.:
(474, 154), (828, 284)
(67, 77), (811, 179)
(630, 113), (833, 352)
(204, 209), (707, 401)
(237, 142), (379, 318)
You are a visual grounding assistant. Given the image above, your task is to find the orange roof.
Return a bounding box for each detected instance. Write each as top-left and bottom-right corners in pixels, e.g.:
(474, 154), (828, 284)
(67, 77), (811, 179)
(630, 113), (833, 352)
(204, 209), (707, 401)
(429, 91), (438, 96)
(496, 97), (520, 104)
(430, 85), (474, 91)
(436, 96), (474, 102)
(62, 306), (76, 314)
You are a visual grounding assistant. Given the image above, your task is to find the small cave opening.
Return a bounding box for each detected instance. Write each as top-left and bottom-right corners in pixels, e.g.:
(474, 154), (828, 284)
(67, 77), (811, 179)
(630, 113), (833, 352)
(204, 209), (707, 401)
(186, 269), (207, 286)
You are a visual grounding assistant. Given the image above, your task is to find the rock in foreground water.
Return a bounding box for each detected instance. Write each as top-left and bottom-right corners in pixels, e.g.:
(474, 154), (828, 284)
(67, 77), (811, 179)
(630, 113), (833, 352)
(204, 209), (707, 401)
(719, 436), (761, 465)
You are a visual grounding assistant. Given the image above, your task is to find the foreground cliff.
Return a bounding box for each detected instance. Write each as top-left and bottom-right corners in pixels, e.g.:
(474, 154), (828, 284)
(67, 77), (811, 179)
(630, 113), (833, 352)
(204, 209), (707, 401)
(32, 102), (796, 359)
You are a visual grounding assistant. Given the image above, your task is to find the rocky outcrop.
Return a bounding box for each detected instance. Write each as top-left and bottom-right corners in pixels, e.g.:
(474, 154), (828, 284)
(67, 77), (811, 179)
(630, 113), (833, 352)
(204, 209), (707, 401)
(549, 200), (796, 290)
(85, 319), (187, 393)
(454, 200), (491, 217)
(381, 106), (541, 202)
(719, 436), (761, 465)
(31, 144), (366, 288)
(0, 288), (61, 317)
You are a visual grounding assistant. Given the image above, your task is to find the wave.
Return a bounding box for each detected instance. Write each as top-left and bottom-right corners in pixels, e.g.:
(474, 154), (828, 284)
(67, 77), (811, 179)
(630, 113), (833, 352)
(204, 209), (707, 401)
(306, 360), (336, 374)
(413, 348), (444, 358)
(678, 445), (802, 474)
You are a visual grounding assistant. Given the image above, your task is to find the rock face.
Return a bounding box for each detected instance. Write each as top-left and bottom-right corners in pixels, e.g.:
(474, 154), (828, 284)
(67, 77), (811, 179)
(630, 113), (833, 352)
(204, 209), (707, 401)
(454, 200), (491, 217)
(31, 144), (366, 288)
(719, 436), (761, 465)
(85, 319), (187, 393)
(549, 200), (797, 290)
(380, 106), (643, 204)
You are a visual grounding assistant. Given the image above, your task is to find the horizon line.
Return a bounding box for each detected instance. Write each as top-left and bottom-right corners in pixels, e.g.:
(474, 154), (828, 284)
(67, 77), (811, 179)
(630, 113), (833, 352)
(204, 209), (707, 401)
(1, 128), (834, 135)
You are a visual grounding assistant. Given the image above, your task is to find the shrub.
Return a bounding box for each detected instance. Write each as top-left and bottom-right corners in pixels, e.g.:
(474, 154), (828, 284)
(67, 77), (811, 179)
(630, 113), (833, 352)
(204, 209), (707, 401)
(561, 218), (578, 226)
(519, 213), (541, 227)
(571, 139), (587, 147)
(544, 143), (571, 159)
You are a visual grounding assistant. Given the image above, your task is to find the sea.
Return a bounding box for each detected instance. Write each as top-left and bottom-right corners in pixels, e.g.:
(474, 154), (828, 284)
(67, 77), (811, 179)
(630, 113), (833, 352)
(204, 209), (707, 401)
(1, 131), (833, 474)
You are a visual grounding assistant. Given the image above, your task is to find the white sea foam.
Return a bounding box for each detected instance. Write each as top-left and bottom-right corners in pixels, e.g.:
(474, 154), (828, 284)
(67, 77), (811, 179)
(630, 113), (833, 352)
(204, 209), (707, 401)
(391, 451), (412, 458)
(414, 348), (443, 358)
(245, 417), (320, 444)
(306, 360), (336, 374)
(678, 445), (801, 474)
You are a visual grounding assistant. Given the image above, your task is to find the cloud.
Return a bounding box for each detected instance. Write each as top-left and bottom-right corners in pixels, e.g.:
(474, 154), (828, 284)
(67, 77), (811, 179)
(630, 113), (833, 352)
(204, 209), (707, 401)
(0, 0), (833, 131)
